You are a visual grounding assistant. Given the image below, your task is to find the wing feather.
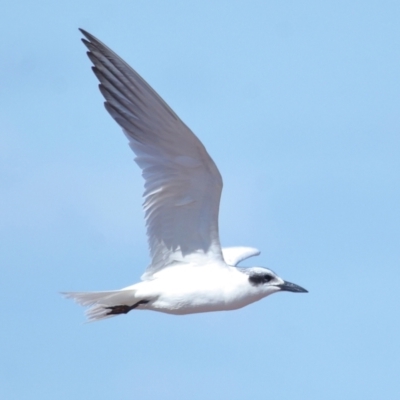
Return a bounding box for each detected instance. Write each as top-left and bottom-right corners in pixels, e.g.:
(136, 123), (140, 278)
(80, 30), (224, 279)
(222, 247), (261, 266)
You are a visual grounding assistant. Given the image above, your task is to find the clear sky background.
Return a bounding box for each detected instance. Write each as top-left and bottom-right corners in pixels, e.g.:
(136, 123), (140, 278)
(1, 1), (399, 399)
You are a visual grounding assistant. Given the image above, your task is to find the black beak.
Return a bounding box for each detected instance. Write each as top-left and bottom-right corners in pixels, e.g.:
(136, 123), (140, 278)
(278, 280), (308, 293)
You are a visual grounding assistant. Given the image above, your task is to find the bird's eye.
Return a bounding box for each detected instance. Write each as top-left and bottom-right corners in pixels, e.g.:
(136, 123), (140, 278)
(264, 275), (273, 283)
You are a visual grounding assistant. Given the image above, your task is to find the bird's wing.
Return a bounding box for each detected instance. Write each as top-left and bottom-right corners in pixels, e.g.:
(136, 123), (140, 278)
(80, 30), (224, 280)
(222, 247), (261, 266)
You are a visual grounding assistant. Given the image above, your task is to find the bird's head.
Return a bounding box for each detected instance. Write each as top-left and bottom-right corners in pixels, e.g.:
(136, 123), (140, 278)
(241, 267), (308, 296)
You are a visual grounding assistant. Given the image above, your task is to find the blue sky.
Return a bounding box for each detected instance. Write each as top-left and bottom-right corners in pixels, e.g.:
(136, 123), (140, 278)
(1, 1), (400, 399)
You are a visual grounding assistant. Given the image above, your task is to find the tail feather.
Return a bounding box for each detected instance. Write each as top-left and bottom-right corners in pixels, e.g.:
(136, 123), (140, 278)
(62, 289), (139, 322)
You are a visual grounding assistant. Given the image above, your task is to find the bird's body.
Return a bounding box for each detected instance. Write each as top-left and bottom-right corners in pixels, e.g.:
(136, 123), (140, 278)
(123, 262), (270, 315)
(63, 30), (307, 322)
(128, 265), (256, 314)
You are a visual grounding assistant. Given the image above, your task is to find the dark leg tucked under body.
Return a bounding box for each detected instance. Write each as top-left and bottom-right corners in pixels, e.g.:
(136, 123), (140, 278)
(105, 300), (149, 315)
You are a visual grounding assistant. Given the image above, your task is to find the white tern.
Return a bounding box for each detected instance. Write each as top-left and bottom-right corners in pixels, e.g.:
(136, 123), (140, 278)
(63, 29), (307, 322)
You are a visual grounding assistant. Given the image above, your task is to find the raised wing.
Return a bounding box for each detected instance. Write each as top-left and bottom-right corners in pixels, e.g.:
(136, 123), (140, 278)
(222, 247), (261, 266)
(80, 30), (224, 279)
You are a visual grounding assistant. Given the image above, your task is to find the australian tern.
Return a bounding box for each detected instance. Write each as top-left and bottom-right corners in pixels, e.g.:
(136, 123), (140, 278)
(63, 29), (307, 322)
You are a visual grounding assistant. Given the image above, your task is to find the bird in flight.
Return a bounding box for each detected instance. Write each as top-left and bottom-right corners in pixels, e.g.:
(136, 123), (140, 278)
(63, 29), (307, 322)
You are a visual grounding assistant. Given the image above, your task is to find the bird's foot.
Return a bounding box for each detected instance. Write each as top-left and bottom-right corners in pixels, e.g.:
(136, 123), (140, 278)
(105, 300), (149, 315)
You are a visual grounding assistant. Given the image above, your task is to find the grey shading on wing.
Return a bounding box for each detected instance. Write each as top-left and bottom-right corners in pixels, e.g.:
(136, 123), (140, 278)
(79, 29), (224, 280)
(222, 247), (261, 266)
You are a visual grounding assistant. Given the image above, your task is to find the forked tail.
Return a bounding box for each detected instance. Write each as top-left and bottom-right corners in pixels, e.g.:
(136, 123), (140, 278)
(62, 289), (146, 322)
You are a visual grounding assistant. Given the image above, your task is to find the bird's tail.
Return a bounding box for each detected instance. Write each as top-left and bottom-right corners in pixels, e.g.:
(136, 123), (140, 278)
(62, 288), (141, 322)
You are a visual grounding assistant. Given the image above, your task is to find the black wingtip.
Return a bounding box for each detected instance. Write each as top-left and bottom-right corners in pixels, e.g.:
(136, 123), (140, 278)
(79, 28), (95, 42)
(78, 29), (110, 55)
(81, 38), (90, 47)
(79, 28), (88, 36)
(79, 29), (96, 52)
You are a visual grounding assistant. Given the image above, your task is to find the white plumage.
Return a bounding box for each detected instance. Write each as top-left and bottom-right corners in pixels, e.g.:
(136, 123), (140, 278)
(63, 30), (307, 322)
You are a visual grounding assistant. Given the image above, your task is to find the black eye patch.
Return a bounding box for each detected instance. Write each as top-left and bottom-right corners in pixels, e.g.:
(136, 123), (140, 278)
(263, 274), (273, 283)
(249, 274), (273, 285)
